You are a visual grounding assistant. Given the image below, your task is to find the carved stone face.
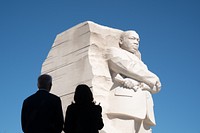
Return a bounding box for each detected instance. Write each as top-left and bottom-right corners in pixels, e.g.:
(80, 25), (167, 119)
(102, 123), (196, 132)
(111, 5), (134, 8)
(120, 31), (140, 53)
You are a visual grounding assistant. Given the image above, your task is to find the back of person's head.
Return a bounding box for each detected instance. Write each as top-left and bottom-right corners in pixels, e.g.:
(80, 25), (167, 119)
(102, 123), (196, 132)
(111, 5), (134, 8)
(37, 74), (52, 91)
(74, 84), (94, 104)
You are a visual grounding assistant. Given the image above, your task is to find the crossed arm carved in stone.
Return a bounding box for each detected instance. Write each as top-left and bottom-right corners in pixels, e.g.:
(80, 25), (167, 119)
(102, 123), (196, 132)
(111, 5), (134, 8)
(105, 30), (161, 94)
(106, 46), (161, 94)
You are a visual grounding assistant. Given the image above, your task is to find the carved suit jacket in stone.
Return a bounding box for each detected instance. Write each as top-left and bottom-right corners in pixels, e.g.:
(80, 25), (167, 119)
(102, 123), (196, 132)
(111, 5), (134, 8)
(105, 47), (160, 125)
(105, 47), (160, 93)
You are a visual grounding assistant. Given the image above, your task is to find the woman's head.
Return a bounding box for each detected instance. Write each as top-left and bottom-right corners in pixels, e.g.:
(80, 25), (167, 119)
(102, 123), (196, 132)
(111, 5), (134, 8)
(74, 84), (94, 104)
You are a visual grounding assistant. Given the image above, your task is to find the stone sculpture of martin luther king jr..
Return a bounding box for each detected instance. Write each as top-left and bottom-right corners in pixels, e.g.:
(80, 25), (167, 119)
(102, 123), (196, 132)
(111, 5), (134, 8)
(104, 30), (161, 133)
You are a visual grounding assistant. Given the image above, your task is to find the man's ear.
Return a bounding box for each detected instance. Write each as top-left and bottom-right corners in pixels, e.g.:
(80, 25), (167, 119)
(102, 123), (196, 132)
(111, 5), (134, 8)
(37, 83), (40, 89)
(48, 82), (52, 91)
(50, 82), (52, 88)
(119, 38), (123, 46)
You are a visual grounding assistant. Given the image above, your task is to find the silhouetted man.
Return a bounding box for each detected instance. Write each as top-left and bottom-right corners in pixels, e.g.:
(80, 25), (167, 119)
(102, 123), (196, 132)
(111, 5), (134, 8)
(21, 74), (64, 133)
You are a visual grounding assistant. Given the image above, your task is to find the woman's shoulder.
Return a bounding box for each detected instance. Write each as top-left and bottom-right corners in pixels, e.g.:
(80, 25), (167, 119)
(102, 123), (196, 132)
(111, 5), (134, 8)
(67, 103), (77, 110)
(92, 104), (102, 112)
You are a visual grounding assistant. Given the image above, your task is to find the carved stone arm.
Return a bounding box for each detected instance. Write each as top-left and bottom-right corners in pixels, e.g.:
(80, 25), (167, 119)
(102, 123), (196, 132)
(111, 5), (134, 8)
(105, 47), (161, 93)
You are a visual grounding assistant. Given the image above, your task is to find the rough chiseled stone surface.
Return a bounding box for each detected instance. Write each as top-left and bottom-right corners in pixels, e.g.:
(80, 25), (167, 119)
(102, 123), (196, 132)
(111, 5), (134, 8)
(42, 21), (121, 111)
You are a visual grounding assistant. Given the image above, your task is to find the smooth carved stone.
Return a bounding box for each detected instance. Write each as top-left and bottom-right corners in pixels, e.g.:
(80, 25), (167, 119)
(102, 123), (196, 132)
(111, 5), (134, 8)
(41, 21), (161, 133)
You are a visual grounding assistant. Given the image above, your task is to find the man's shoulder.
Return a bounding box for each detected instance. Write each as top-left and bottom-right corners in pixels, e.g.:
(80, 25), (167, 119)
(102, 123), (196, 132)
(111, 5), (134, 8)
(105, 47), (127, 57)
(105, 47), (132, 61)
(48, 92), (61, 100)
(23, 92), (37, 102)
(105, 47), (122, 54)
(30, 90), (60, 100)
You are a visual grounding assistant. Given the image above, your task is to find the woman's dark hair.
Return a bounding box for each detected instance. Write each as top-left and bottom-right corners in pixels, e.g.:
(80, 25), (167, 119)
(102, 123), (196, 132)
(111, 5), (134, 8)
(74, 84), (94, 104)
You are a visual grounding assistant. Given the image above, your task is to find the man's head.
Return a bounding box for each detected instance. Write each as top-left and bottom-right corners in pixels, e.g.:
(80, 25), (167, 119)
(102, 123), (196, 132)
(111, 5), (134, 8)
(37, 74), (52, 92)
(119, 30), (140, 53)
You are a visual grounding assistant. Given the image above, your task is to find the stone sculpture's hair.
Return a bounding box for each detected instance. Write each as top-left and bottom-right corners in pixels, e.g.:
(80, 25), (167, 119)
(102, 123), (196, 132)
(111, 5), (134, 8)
(119, 30), (139, 45)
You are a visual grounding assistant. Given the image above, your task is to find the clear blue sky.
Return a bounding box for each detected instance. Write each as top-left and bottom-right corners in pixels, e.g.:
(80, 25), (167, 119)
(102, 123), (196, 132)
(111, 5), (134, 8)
(0, 0), (199, 133)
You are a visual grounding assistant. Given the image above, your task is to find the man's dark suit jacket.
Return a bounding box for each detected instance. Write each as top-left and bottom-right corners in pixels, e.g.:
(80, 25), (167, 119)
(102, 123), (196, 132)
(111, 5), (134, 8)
(21, 90), (64, 133)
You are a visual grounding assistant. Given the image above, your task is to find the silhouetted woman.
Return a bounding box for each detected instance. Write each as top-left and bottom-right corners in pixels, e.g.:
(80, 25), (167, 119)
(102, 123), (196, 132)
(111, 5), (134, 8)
(64, 84), (104, 133)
